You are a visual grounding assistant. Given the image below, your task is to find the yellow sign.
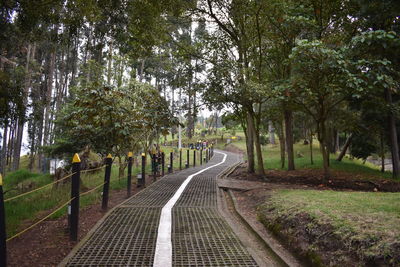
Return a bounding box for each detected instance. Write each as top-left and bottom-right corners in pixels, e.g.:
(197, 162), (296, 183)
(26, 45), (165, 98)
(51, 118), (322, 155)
(141, 153), (146, 157)
(128, 152), (133, 157)
(106, 153), (112, 158)
(0, 174), (3, 186)
(232, 136), (237, 140)
(72, 153), (81, 163)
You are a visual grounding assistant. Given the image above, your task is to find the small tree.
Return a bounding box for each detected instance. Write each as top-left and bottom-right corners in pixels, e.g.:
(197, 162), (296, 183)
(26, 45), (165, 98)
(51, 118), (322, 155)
(289, 40), (361, 179)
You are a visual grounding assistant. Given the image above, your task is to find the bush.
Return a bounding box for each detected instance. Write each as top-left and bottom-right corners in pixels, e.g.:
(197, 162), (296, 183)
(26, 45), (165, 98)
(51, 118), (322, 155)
(260, 135), (269, 146)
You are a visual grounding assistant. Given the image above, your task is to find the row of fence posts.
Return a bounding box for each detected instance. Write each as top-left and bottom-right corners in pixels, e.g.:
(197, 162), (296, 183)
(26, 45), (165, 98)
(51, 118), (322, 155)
(0, 145), (214, 266)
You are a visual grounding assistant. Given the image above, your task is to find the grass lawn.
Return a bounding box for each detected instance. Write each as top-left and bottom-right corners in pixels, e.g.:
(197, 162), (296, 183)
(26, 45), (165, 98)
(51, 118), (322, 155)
(219, 137), (395, 180)
(262, 189), (400, 261)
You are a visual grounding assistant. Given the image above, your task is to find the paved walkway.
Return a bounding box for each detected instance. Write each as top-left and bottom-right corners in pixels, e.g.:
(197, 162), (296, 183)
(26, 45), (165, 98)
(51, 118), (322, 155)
(61, 150), (258, 267)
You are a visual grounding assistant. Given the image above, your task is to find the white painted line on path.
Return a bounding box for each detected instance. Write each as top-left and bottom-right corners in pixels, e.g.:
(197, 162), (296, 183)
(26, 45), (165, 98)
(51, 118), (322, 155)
(153, 151), (227, 267)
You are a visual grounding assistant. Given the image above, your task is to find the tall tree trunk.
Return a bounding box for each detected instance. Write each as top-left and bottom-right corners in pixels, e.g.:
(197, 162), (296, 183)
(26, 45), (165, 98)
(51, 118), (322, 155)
(268, 121), (275, 145)
(1, 123), (8, 176)
(43, 50), (56, 149)
(107, 39), (113, 84)
(329, 129), (338, 153)
(309, 131), (314, 165)
(380, 131), (385, 173)
(385, 88), (400, 178)
(250, 110), (265, 175)
(318, 121), (330, 180)
(336, 133), (353, 161)
(246, 113), (255, 173)
(12, 43), (35, 171)
(277, 121), (286, 169)
(139, 58), (145, 82)
(284, 110), (295, 170)
(7, 122), (15, 166)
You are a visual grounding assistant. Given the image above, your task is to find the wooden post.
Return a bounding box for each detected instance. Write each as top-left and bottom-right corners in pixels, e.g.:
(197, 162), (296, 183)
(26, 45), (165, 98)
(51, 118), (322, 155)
(186, 149), (190, 168)
(169, 152), (173, 173)
(139, 153), (146, 187)
(179, 149), (182, 170)
(152, 153), (157, 181)
(70, 153), (81, 241)
(127, 152), (133, 198)
(0, 174), (6, 266)
(161, 152), (165, 176)
(102, 154), (112, 211)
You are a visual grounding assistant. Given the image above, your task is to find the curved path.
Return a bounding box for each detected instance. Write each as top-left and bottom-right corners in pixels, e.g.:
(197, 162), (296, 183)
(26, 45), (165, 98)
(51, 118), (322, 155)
(60, 150), (259, 267)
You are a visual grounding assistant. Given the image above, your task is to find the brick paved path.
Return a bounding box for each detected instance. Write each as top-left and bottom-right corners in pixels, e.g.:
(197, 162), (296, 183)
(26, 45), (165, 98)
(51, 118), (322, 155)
(61, 150), (258, 267)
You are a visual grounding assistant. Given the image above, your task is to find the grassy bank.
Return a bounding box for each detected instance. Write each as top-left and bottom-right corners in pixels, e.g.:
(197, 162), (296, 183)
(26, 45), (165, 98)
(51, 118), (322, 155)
(220, 137), (394, 180)
(258, 189), (400, 265)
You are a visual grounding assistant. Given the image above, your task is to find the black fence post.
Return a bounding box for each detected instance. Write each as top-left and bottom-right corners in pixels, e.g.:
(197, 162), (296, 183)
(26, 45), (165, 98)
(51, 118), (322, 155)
(169, 152), (173, 173)
(139, 153), (146, 187)
(193, 149), (196, 167)
(157, 152), (162, 176)
(206, 149), (209, 163)
(127, 152), (133, 198)
(70, 153), (81, 241)
(200, 149), (203, 165)
(161, 152), (165, 176)
(179, 149), (182, 170)
(102, 154), (112, 211)
(152, 153), (157, 181)
(186, 149), (190, 168)
(0, 174), (6, 267)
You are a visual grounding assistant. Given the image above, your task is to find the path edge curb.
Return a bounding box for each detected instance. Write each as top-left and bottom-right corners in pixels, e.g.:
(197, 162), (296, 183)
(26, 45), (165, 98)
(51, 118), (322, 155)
(216, 153), (301, 267)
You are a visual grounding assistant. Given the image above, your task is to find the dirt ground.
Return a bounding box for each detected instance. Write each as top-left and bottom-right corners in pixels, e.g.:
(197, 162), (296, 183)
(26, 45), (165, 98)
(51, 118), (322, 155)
(6, 178), (155, 267)
(229, 163), (400, 192)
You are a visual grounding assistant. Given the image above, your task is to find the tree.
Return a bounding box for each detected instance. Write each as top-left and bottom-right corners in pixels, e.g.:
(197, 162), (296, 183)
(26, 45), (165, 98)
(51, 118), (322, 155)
(349, 30), (400, 178)
(289, 40), (362, 179)
(54, 62), (176, 177)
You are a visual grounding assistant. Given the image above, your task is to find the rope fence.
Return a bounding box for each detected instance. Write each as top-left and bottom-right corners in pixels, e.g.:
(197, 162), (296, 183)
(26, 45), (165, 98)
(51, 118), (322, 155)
(80, 182), (107, 197)
(0, 145), (215, 266)
(4, 173), (75, 203)
(4, 165), (107, 203)
(6, 197), (74, 242)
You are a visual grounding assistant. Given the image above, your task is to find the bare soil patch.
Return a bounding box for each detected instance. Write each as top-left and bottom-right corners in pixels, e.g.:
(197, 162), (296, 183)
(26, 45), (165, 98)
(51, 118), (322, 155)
(7, 179), (154, 267)
(229, 163), (400, 192)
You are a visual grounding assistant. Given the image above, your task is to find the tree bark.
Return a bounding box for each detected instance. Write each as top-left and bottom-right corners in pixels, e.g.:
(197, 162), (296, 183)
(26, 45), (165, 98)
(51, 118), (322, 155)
(385, 88), (400, 178)
(268, 121), (275, 145)
(43, 50), (56, 147)
(277, 121), (286, 169)
(1, 123), (8, 176)
(380, 131), (385, 173)
(309, 131), (314, 165)
(250, 110), (265, 174)
(12, 43), (35, 171)
(246, 112), (255, 173)
(284, 110), (295, 170)
(336, 133), (353, 162)
(318, 120), (330, 180)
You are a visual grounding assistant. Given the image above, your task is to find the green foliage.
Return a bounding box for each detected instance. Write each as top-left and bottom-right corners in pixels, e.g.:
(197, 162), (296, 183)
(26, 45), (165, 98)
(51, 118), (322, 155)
(52, 61), (176, 158)
(350, 134), (378, 160)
